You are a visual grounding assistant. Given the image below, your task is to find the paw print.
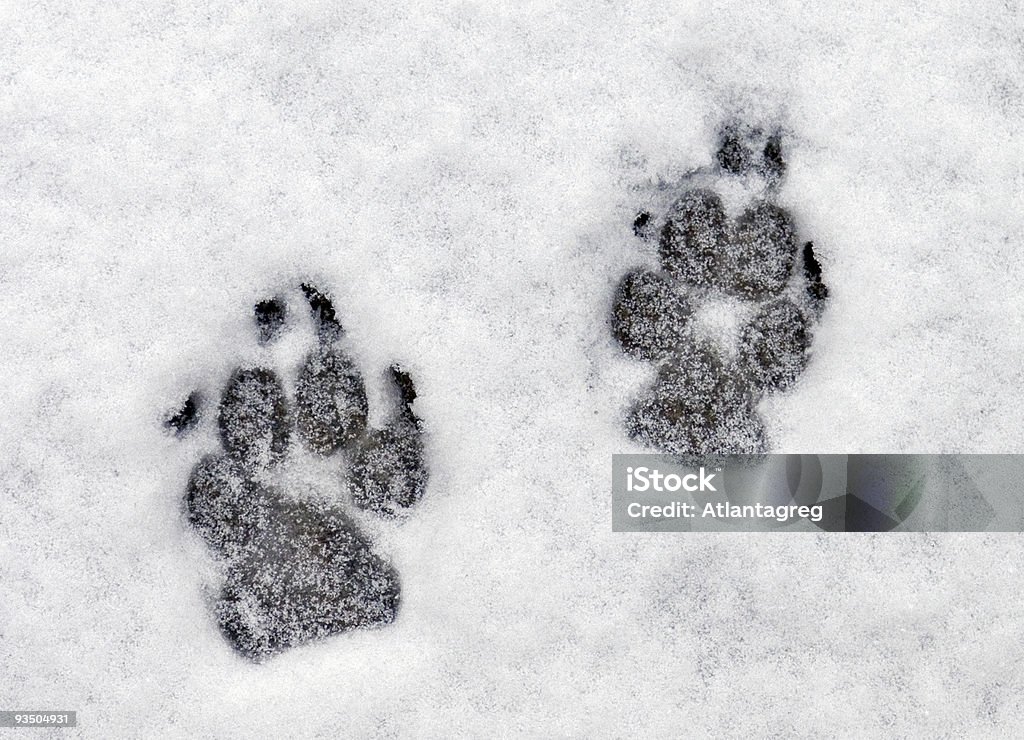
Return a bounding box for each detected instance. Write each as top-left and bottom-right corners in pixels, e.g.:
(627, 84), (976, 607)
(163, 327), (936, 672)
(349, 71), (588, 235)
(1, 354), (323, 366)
(166, 285), (427, 660)
(613, 123), (828, 459)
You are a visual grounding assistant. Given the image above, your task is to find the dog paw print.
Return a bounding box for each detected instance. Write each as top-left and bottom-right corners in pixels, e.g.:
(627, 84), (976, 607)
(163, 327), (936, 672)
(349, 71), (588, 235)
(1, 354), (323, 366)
(613, 123), (829, 459)
(166, 285), (427, 660)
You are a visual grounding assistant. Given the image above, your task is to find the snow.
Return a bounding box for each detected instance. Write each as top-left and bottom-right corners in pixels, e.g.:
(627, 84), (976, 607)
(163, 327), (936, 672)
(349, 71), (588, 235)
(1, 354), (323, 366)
(2, 0), (1023, 736)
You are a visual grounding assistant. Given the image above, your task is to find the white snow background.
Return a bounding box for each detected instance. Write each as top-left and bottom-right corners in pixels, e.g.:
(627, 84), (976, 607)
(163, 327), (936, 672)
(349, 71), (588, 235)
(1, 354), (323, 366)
(2, 0), (1024, 736)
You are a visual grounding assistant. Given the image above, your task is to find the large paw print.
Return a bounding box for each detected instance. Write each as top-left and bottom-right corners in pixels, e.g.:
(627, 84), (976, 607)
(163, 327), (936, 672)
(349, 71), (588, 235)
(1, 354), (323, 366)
(166, 285), (427, 660)
(613, 123), (829, 459)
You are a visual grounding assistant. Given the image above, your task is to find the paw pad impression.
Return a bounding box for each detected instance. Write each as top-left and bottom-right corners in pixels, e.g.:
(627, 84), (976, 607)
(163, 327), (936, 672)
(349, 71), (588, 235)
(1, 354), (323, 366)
(613, 123), (828, 460)
(169, 285), (427, 660)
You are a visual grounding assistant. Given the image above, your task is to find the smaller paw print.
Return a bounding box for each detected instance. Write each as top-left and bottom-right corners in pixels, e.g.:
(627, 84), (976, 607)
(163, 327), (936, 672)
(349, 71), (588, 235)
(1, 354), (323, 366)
(166, 285), (426, 660)
(613, 123), (829, 459)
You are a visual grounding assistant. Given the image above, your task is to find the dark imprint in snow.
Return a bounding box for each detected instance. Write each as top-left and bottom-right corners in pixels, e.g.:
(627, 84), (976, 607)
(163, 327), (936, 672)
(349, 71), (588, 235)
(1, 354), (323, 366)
(612, 123), (828, 461)
(169, 285), (426, 660)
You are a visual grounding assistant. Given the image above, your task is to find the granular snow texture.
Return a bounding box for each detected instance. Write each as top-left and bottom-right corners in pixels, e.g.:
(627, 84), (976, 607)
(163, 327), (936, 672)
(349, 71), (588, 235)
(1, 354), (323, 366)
(2, 0), (1024, 737)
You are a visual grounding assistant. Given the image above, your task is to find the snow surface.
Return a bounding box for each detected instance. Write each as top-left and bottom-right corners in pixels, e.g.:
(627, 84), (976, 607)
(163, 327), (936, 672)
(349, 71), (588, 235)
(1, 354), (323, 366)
(2, 0), (1023, 736)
